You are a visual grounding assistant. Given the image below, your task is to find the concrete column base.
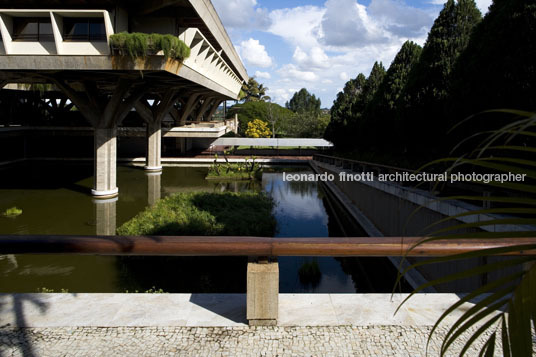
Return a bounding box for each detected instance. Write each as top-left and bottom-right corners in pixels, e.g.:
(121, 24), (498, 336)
(91, 188), (119, 199)
(247, 261), (279, 326)
(143, 165), (163, 172)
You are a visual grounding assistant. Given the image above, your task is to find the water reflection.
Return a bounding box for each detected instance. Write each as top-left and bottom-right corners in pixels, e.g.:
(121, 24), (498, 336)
(146, 171), (161, 206)
(0, 163), (409, 293)
(94, 197), (117, 236)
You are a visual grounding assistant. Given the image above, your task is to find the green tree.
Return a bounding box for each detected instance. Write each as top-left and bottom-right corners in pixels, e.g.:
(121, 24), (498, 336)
(354, 61), (386, 115)
(398, 0), (482, 156)
(448, 0), (536, 135)
(227, 101), (295, 137)
(365, 41), (422, 152)
(241, 78), (270, 102)
(353, 62), (386, 148)
(285, 88), (321, 115)
(324, 74), (367, 149)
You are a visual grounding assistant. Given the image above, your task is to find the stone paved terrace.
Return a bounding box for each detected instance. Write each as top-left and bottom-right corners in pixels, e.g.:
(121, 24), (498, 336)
(0, 293), (521, 356)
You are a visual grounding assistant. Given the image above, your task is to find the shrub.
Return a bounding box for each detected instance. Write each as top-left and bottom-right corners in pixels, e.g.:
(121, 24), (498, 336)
(117, 191), (276, 237)
(245, 119), (271, 138)
(110, 32), (190, 61)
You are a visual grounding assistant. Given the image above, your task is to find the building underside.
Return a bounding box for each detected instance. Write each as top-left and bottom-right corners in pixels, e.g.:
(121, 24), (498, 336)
(0, 0), (248, 198)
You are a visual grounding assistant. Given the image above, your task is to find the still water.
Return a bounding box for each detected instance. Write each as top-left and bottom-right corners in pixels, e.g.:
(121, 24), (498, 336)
(0, 162), (406, 293)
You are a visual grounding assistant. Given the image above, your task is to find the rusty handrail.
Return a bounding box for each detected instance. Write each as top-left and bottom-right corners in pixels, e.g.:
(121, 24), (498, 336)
(1, 236), (535, 257)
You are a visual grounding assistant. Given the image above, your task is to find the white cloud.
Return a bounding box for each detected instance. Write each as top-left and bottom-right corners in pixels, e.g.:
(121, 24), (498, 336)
(318, 0), (388, 48)
(237, 38), (273, 68)
(268, 6), (325, 49)
(255, 70), (271, 79)
(212, 0), (270, 30)
(278, 64), (318, 82)
(220, 0), (447, 106)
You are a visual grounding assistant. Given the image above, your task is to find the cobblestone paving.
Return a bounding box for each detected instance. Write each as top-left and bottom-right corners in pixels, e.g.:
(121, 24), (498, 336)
(0, 325), (507, 356)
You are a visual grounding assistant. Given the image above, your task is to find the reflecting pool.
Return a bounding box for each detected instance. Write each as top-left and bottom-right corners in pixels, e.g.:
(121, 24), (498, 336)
(0, 162), (408, 293)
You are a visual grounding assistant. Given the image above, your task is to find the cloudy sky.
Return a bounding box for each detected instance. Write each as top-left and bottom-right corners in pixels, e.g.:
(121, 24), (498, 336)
(212, 0), (492, 108)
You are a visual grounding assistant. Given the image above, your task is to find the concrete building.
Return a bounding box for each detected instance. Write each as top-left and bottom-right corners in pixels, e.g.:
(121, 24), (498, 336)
(0, 0), (248, 198)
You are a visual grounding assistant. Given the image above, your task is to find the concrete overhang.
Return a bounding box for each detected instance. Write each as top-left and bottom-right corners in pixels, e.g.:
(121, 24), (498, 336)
(0, 0), (249, 84)
(0, 54), (238, 99)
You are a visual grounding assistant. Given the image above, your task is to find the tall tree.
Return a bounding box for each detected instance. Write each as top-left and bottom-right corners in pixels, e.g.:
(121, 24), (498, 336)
(449, 0), (536, 128)
(354, 61), (386, 115)
(285, 88), (321, 115)
(364, 41), (422, 152)
(352, 62), (386, 148)
(398, 0), (481, 156)
(324, 74), (367, 148)
(241, 77), (270, 102)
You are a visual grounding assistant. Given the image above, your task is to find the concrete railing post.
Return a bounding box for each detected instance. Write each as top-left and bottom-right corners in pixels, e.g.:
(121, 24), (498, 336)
(247, 259), (279, 326)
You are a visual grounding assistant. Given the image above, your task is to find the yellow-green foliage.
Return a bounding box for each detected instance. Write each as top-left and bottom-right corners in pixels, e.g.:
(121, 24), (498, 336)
(2, 207), (22, 217)
(245, 119), (272, 138)
(110, 32), (190, 61)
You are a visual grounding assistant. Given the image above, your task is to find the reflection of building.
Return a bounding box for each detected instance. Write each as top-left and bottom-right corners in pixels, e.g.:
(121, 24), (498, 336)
(0, 1), (248, 198)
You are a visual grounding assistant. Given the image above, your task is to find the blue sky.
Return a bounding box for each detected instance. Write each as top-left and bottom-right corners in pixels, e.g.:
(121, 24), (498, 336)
(212, 0), (492, 108)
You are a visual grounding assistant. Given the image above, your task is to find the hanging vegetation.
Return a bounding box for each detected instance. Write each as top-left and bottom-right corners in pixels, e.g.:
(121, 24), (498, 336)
(110, 32), (190, 61)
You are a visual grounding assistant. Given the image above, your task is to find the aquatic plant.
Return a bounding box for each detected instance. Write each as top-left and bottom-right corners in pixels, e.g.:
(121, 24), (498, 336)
(2, 207), (22, 218)
(208, 154), (262, 180)
(110, 32), (190, 61)
(117, 191), (275, 237)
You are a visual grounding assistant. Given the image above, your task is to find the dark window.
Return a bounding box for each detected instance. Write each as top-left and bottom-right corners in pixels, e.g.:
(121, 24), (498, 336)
(13, 17), (54, 42)
(63, 18), (106, 42)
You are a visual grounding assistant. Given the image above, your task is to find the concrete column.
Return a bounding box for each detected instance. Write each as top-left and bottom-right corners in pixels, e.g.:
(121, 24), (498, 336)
(145, 120), (162, 172)
(92, 127), (118, 198)
(176, 138), (186, 154)
(146, 171), (162, 206)
(94, 197), (117, 236)
(247, 261), (279, 326)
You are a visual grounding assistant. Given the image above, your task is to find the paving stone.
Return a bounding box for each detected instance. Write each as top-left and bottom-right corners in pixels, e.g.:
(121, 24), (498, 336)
(0, 325), (524, 356)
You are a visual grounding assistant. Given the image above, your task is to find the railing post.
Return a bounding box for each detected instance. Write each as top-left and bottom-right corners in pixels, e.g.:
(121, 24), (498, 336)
(247, 257), (279, 326)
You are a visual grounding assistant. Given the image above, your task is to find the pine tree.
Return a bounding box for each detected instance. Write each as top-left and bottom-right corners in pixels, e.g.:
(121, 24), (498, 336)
(398, 0), (481, 156)
(354, 62), (386, 115)
(286, 88), (321, 115)
(352, 62), (386, 148)
(449, 0), (536, 124)
(364, 41), (422, 152)
(325, 74), (366, 148)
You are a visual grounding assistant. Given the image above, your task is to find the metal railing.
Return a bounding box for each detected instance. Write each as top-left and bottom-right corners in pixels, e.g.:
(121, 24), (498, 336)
(1, 236), (535, 257)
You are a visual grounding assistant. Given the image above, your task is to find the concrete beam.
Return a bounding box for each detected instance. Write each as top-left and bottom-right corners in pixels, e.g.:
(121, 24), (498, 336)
(195, 97), (214, 122)
(177, 93), (202, 125)
(135, 90), (180, 171)
(205, 98), (222, 121)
